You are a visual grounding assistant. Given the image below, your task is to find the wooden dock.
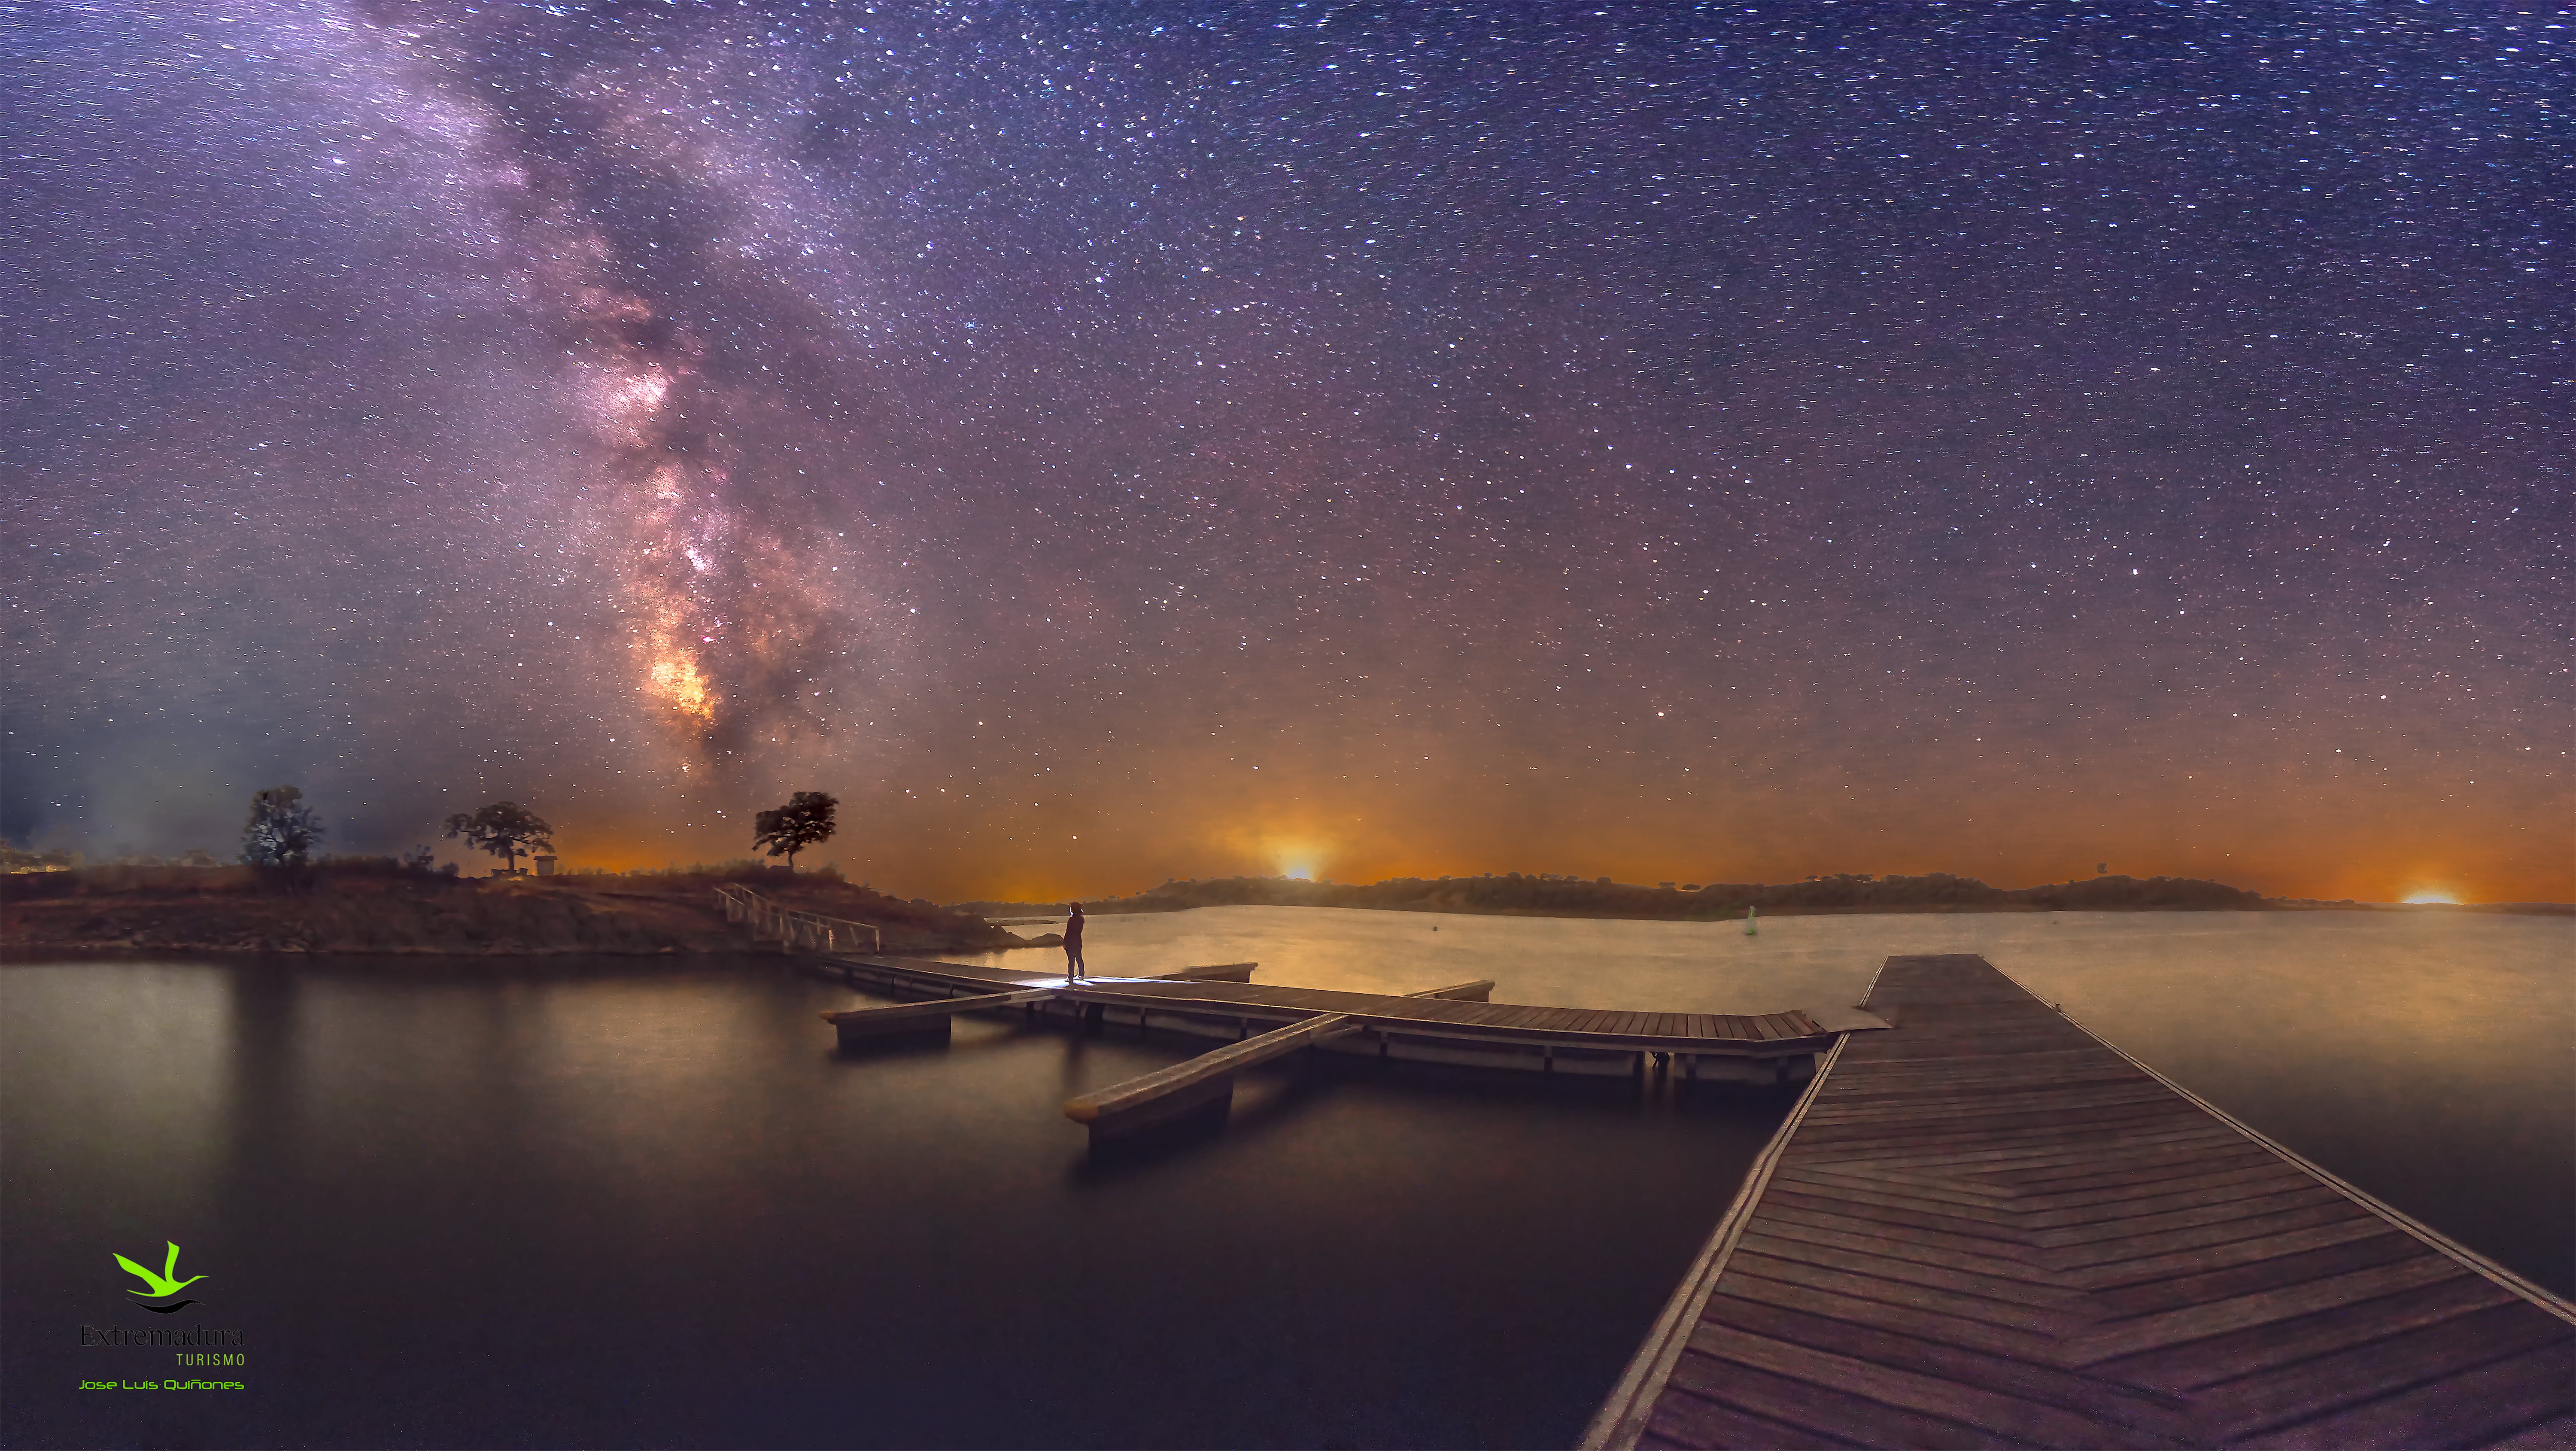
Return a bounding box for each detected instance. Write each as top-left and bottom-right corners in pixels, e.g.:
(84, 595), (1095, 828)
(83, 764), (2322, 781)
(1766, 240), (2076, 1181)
(1061, 979), (1497, 1142)
(1584, 954), (2576, 1451)
(814, 952), (1831, 1078)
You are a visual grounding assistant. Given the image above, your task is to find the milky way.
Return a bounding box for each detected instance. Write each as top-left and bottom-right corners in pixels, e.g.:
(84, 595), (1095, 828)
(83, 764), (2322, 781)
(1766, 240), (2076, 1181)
(6, 2), (2567, 902)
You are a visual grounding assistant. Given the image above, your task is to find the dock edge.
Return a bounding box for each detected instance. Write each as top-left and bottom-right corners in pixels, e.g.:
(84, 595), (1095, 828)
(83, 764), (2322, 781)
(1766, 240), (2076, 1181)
(1995, 964), (2576, 1330)
(1576, 1031), (1854, 1451)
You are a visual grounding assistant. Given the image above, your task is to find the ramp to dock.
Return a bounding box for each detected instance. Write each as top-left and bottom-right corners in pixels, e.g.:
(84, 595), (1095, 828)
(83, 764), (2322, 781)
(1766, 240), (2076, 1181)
(1062, 980), (1499, 1142)
(1586, 954), (2576, 1451)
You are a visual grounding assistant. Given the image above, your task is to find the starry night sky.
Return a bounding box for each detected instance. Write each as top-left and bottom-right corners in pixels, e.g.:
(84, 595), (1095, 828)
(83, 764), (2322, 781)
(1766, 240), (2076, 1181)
(7, 2), (2567, 903)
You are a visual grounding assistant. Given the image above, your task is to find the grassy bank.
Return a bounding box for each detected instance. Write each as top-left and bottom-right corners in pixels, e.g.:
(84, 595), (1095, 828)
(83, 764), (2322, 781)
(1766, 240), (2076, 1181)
(1, 862), (1029, 957)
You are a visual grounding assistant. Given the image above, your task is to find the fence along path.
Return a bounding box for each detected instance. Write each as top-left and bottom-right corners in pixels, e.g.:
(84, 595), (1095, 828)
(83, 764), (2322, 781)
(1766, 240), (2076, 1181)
(1585, 953), (2576, 1451)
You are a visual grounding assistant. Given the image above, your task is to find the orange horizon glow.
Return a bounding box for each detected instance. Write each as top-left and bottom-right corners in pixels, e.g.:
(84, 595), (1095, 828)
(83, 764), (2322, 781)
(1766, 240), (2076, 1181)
(502, 810), (2568, 908)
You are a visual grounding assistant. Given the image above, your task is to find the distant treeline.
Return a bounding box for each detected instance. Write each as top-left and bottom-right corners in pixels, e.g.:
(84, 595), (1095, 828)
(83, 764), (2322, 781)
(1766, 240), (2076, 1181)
(955, 871), (2274, 921)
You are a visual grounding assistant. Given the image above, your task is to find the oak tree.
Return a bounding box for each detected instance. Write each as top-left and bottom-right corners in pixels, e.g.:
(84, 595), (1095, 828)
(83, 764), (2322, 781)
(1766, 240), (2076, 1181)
(753, 791), (837, 871)
(240, 785), (325, 867)
(444, 801), (554, 875)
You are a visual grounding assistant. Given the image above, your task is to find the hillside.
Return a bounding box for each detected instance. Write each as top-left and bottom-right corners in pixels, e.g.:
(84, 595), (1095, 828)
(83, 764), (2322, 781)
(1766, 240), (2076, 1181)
(1, 863), (1030, 957)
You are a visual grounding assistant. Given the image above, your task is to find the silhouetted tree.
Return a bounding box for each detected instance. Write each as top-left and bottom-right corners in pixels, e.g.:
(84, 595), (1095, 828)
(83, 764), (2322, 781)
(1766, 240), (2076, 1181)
(240, 786), (324, 867)
(753, 791), (837, 871)
(443, 801), (553, 875)
(399, 844), (438, 873)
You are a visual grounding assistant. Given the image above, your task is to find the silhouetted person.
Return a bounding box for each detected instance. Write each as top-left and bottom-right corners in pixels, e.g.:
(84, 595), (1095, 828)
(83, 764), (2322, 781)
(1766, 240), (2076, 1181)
(1064, 902), (1086, 981)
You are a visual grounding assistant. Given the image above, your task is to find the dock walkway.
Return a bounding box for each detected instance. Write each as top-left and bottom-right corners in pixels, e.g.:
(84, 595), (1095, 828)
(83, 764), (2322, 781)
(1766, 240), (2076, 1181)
(814, 952), (1829, 1068)
(1585, 954), (2576, 1450)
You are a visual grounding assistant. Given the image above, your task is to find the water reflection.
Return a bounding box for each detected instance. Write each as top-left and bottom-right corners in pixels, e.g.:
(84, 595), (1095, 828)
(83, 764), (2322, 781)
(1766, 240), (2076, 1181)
(5, 955), (1780, 1449)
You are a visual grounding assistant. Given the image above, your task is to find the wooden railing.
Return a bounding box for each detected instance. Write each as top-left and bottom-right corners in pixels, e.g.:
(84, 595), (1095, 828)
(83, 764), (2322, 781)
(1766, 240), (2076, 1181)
(715, 882), (882, 955)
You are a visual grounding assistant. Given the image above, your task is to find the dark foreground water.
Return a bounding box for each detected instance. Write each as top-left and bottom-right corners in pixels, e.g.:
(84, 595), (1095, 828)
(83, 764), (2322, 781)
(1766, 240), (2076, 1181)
(6, 909), (2570, 1449)
(1, 956), (1782, 1450)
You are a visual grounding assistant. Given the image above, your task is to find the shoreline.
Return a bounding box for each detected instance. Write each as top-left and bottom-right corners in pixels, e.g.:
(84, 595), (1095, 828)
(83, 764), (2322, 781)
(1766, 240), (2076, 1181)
(955, 895), (2575, 924)
(6, 867), (2565, 962)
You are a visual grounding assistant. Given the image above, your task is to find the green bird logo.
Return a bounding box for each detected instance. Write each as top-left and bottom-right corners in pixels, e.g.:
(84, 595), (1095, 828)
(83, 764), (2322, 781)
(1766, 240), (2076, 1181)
(114, 1241), (206, 1313)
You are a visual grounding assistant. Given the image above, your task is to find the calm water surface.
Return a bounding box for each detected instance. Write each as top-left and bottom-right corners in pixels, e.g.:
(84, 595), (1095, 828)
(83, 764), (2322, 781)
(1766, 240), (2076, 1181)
(4, 908), (2567, 1449)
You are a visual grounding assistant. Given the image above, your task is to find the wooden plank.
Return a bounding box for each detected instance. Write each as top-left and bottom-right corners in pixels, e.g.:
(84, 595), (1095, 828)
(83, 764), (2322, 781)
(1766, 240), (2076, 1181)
(1664, 1344), (2032, 1450)
(1801, 1082), (2179, 1125)
(1062, 1013), (1355, 1124)
(2087, 1275), (2521, 1393)
(1825, 1046), (2127, 1075)
(1754, 1208), (2066, 1286)
(1735, 1231), (2087, 1311)
(2051, 1200), (2384, 1270)
(1801, 1086), (2175, 1126)
(1770, 1170), (2036, 1229)
(1795, 1095), (2208, 1139)
(1686, 1318), (2174, 1449)
(1792, 1103), (2210, 1152)
(1760, 1186), (2033, 1249)
(1703, 1294), (2196, 1444)
(1821, 1056), (2136, 1089)
(2072, 1256), (2476, 1364)
(2194, 1301), (2576, 1442)
(1777, 1160), (2314, 1220)
(2008, 1163), (2325, 1220)
(1804, 1125), (2244, 1176)
(2087, 1232), (2423, 1319)
(1975, 1143), (2278, 1192)
(2234, 1341), (2576, 1450)
(1645, 1384), (1870, 1450)
(1772, 1165), (2043, 1214)
(1787, 1122), (2215, 1172)
(1854, 1158), (2284, 1210)
(1716, 1266), (2068, 1365)
(2069, 1214), (2402, 1290)
(2029, 1187), (2349, 1249)
(1725, 1250), (2092, 1337)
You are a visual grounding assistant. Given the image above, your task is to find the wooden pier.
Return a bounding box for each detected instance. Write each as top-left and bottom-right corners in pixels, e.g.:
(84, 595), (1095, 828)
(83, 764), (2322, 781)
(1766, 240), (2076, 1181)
(733, 876), (1834, 1147)
(1583, 954), (2576, 1451)
(811, 947), (1834, 1142)
(1061, 979), (1496, 1141)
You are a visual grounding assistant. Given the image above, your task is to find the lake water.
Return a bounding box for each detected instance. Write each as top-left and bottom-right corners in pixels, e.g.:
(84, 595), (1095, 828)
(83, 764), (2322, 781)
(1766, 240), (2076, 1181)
(4, 908), (2567, 1449)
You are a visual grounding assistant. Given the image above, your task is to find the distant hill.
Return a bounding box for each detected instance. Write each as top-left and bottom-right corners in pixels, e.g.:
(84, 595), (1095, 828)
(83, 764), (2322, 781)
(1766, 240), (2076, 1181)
(954, 870), (2277, 921)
